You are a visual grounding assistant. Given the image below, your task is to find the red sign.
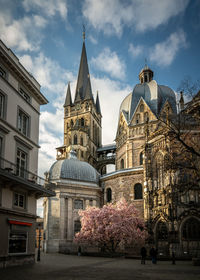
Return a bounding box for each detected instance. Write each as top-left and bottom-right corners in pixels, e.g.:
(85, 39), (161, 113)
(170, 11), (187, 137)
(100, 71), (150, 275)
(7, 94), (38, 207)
(8, 220), (32, 226)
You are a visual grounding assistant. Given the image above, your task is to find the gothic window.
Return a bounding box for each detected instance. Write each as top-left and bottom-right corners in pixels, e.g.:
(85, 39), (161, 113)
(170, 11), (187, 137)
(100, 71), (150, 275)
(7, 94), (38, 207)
(81, 118), (84, 127)
(182, 218), (200, 240)
(106, 188), (112, 203)
(136, 114), (140, 124)
(144, 112), (149, 122)
(120, 159), (124, 169)
(65, 108), (68, 117)
(85, 102), (89, 110)
(140, 152), (143, 165)
(80, 136), (84, 146)
(70, 119), (74, 127)
(74, 134), (77, 145)
(156, 221), (168, 240)
(74, 220), (81, 235)
(140, 104), (144, 112)
(134, 183), (143, 199)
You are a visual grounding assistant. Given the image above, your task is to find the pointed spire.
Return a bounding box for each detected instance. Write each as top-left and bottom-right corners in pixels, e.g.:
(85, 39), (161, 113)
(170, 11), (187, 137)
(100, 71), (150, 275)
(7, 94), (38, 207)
(84, 77), (94, 102)
(179, 91), (184, 111)
(75, 88), (82, 103)
(64, 83), (72, 107)
(74, 35), (92, 102)
(96, 91), (101, 115)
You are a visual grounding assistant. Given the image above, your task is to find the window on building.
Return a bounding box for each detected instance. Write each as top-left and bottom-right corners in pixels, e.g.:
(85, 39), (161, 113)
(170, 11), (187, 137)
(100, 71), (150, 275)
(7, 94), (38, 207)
(17, 110), (29, 136)
(9, 231), (27, 254)
(136, 114), (140, 124)
(13, 192), (26, 208)
(140, 152), (143, 165)
(65, 108), (68, 117)
(157, 221), (168, 240)
(140, 104), (144, 112)
(80, 136), (84, 146)
(19, 88), (30, 103)
(182, 218), (200, 240)
(70, 119), (74, 127)
(74, 134), (77, 145)
(0, 93), (5, 119)
(144, 112), (149, 122)
(0, 66), (6, 78)
(106, 188), (112, 203)
(120, 159), (124, 169)
(74, 220), (81, 235)
(81, 118), (84, 127)
(134, 183), (143, 199)
(144, 75), (148, 82)
(74, 199), (83, 209)
(16, 149), (27, 178)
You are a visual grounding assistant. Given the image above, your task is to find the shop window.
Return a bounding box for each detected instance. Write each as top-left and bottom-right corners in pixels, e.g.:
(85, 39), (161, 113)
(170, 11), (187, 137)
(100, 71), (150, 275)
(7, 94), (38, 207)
(74, 199), (83, 209)
(9, 231), (27, 254)
(106, 188), (112, 203)
(134, 183), (143, 199)
(182, 218), (200, 240)
(17, 109), (29, 137)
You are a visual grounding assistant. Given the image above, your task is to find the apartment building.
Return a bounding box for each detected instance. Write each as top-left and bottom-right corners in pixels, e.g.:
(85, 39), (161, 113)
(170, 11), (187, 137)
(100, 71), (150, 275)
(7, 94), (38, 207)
(0, 40), (54, 267)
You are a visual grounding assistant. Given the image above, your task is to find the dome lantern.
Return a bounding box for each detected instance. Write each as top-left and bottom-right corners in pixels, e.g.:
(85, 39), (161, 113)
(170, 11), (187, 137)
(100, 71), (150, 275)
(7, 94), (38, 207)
(139, 64), (154, 84)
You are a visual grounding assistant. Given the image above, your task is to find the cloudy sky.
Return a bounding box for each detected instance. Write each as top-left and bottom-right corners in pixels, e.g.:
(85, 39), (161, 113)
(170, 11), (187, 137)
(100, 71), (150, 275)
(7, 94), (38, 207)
(0, 0), (199, 215)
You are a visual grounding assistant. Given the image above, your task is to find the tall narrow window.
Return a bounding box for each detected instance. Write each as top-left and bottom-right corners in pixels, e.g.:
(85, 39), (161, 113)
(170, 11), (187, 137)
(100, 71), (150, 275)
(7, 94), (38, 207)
(136, 114), (140, 124)
(120, 159), (124, 169)
(106, 188), (112, 203)
(70, 119), (74, 127)
(0, 66), (6, 78)
(74, 134), (77, 145)
(0, 93), (5, 118)
(81, 118), (84, 127)
(18, 110), (29, 136)
(157, 221), (168, 240)
(134, 183), (143, 199)
(140, 152), (143, 165)
(144, 112), (149, 122)
(16, 149), (27, 178)
(74, 220), (81, 235)
(80, 136), (84, 146)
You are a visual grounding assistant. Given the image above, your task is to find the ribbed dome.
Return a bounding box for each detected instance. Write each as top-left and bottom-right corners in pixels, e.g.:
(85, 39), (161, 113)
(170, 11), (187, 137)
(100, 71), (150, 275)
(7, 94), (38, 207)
(49, 151), (100, 184)
(119, 80), (177, 122)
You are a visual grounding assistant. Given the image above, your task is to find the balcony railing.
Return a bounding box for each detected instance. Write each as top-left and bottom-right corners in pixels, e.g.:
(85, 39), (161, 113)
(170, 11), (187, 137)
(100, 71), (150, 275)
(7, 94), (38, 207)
(0, 156), (45, 186)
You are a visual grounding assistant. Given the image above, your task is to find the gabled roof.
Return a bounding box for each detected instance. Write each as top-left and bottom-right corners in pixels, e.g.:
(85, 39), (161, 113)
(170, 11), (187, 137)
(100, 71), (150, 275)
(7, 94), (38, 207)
(64, 83), (72, 107)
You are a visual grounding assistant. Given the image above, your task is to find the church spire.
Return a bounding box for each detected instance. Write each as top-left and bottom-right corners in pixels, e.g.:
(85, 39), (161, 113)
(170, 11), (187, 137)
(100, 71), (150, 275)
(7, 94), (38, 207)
(64, 83), (72, 107)
(96, 91), (101, 115)
(74, 31), (93, 103)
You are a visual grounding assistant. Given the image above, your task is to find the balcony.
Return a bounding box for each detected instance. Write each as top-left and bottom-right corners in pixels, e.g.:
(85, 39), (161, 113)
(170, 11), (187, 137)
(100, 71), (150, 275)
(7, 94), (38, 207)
(0, 156), (54, 196)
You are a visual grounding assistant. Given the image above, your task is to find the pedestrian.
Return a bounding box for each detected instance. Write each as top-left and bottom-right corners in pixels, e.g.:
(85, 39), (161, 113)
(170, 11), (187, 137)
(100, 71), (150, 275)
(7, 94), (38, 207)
(150, 247), (157, 264)
(78, 246), (82, 256)
(140, 246), (147, 264)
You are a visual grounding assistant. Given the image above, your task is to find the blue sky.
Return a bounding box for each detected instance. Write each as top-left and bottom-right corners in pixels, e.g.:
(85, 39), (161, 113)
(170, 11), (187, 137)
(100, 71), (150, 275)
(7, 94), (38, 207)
(0, 0), (200, 214)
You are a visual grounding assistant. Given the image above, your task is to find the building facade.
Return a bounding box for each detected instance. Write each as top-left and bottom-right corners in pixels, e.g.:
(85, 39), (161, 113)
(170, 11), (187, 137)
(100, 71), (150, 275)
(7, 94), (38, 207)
(44, 37), (200, 257)
(0, 40), (54, 267)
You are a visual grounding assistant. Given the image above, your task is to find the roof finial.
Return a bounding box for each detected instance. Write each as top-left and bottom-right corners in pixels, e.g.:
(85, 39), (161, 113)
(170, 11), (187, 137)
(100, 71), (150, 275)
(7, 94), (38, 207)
(145, 58), (147, 67)
(83, 24), (85, 41)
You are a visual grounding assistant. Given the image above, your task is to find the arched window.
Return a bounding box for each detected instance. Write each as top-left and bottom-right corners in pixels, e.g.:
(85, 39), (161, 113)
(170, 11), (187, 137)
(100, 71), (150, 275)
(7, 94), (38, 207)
(106, 188), (112, 203)
(140, 104), (144, 112)
(120, 159), (124, 169)
(140, 152), (143, 165)
(81, 118), (84, 127)
(74, 220), (81, 235)
(70, 119), (74, 127)
(80, 136), (83, 146)
(134, 183), (143, 199)
(157, 221), (168, 240)
(144, 112), (149, 122)
(136, 114), (140, 124)
(74, 134), (77, 145)
(182, 218), (200, 240)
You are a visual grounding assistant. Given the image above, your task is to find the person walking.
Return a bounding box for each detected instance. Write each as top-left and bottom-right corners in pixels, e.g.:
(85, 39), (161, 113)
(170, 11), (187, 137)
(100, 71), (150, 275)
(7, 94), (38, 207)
(150, 247), (157, 264)
(140, 246), (147, 264)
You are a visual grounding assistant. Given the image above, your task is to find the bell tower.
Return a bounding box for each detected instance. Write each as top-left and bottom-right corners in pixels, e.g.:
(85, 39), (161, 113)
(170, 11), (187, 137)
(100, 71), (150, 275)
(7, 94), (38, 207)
(56, 32), (102, 168)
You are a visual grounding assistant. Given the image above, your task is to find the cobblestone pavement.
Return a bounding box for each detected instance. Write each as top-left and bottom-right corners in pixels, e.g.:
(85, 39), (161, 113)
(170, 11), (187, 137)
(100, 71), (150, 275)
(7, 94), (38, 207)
(0, 253), (200, 280)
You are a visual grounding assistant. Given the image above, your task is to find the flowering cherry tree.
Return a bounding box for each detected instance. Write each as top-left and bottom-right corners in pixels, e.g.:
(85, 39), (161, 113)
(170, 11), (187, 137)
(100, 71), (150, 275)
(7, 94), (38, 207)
(74, 199), (147, 253)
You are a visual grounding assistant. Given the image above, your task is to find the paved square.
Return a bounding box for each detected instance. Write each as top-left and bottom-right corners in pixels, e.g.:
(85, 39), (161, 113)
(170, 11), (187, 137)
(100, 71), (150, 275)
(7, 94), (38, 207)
(0, 253), (199, 280)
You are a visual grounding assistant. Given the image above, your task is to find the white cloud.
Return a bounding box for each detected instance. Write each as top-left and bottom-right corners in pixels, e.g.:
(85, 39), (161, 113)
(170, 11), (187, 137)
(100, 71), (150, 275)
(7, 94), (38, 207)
(89, 35), (98, 45)
(22, 0), (68, 20)
(0, 12), (47, 51)
(91, 48), (126, 80)
(83, 0), (189, 36)
(149, 30), (187, 67)
(129, 43), (143, 57)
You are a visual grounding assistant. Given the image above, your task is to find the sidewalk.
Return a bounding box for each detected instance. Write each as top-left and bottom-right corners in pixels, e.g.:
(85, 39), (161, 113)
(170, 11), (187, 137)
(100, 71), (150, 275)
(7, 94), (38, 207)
(0, 253), (199, 280)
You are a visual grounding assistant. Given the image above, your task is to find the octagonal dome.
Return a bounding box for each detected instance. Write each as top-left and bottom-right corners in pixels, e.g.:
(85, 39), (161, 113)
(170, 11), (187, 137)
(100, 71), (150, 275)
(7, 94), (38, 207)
(48, 151), (100, 184)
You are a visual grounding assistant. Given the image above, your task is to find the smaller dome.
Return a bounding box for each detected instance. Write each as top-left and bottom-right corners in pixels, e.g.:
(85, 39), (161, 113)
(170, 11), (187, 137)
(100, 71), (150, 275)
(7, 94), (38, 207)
(48, 151), (100, 184)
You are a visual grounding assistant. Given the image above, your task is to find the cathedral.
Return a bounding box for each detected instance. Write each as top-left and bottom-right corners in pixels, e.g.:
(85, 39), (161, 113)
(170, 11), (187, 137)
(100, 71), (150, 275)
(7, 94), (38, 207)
(43, 35), (200, 257)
